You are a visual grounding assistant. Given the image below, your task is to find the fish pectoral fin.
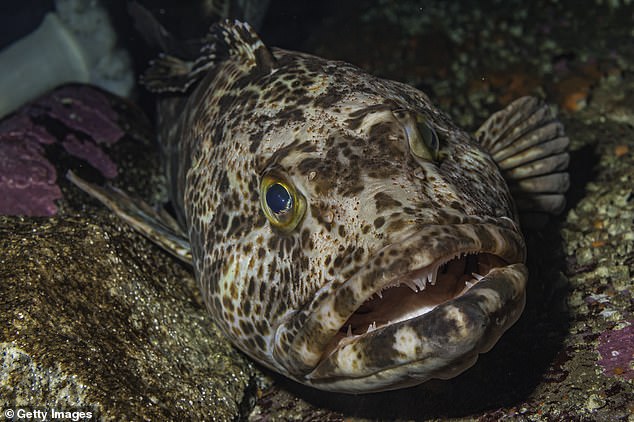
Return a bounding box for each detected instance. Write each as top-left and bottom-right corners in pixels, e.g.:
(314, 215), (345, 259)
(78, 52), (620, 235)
(476, 96), (570, 229)
(67, 171), (192, 265)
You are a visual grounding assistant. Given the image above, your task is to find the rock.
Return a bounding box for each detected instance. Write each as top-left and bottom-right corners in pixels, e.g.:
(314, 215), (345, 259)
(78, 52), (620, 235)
(0, 214), (254, 420)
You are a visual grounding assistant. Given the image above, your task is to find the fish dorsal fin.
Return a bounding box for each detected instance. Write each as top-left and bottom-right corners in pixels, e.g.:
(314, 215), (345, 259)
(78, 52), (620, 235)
(142, 20), (275, 93)
(204, 20), (276, 72)
(476, 96), (570, 228)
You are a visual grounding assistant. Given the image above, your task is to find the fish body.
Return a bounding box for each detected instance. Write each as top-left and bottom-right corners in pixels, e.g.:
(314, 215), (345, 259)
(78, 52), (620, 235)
(79, 21), (569, 393)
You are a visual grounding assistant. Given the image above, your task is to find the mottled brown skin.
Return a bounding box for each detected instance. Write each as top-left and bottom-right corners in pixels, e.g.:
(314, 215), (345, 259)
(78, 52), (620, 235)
(148, 22), (538, 393)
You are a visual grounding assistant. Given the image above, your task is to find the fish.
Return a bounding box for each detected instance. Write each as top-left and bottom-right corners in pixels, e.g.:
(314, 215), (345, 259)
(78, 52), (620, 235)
(69, 20), (569, 393)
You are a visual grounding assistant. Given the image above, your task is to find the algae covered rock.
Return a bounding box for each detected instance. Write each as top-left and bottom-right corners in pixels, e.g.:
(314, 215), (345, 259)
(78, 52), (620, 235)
(0, 214), (253, 420)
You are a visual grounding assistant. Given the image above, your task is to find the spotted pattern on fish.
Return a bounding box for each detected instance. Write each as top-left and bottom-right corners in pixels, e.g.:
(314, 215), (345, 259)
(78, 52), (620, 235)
(139, 21), (569, 393)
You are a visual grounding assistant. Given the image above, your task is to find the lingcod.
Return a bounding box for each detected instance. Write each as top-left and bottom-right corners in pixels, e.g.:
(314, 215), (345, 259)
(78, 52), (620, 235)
(71, 20), (569, 393)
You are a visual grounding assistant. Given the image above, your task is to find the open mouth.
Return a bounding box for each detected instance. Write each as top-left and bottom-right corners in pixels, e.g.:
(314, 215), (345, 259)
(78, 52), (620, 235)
(272, 222), (527, 391)
(326, 252), (507, 354)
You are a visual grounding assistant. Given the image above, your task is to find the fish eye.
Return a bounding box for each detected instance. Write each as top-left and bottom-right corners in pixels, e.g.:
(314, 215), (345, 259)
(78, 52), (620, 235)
(266, 183), (293, 215)
(410, 117), (440, 162)
(260, 174), (306, 231)
(395, 110), (441, 162)
(418, 120), (439, 155)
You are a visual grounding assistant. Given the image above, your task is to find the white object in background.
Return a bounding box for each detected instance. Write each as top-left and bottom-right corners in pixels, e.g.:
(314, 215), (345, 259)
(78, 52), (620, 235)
(0, 0), (133, 118)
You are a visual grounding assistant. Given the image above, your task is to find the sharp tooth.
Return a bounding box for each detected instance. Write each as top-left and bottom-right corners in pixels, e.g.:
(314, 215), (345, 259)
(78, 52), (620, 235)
(404, 280), (418, 292)
(472, 272), (484, 281)
(366, 321), (377, 333)
(465, 280), (475, 288)
(347, 325), (352, 337)
(377, 290), (383, 299)
(430, 267), (438, 285)
(414, 276), (426, 291)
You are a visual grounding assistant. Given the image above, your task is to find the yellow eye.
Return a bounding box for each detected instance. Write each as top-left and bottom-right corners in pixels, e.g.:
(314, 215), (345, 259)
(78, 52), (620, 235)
(260, 175), (306, 231)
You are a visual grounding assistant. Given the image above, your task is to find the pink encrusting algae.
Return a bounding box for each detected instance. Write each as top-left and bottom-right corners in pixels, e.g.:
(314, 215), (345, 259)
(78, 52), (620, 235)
(0, 84), (124, 216)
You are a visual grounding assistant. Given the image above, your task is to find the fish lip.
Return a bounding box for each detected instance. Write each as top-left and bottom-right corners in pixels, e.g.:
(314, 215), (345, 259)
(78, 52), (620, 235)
(272, 220), (526, 384)
(306, 262), (528, 392)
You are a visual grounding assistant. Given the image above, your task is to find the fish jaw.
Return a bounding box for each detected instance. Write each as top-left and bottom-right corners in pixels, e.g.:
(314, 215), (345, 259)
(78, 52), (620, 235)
(307, 264), (527, 392)
(271, 220), (527, 393)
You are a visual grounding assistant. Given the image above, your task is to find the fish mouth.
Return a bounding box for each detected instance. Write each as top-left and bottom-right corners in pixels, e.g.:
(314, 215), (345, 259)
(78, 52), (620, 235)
(324, 252), (508, 353)
(272, 221), (527, 393)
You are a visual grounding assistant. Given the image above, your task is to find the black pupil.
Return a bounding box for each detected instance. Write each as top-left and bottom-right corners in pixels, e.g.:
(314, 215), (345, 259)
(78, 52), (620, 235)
(266, 183), (293, 215)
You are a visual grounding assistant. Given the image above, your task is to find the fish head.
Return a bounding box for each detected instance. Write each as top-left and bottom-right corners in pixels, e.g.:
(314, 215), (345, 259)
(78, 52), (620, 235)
(181, 49), (527, 393)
